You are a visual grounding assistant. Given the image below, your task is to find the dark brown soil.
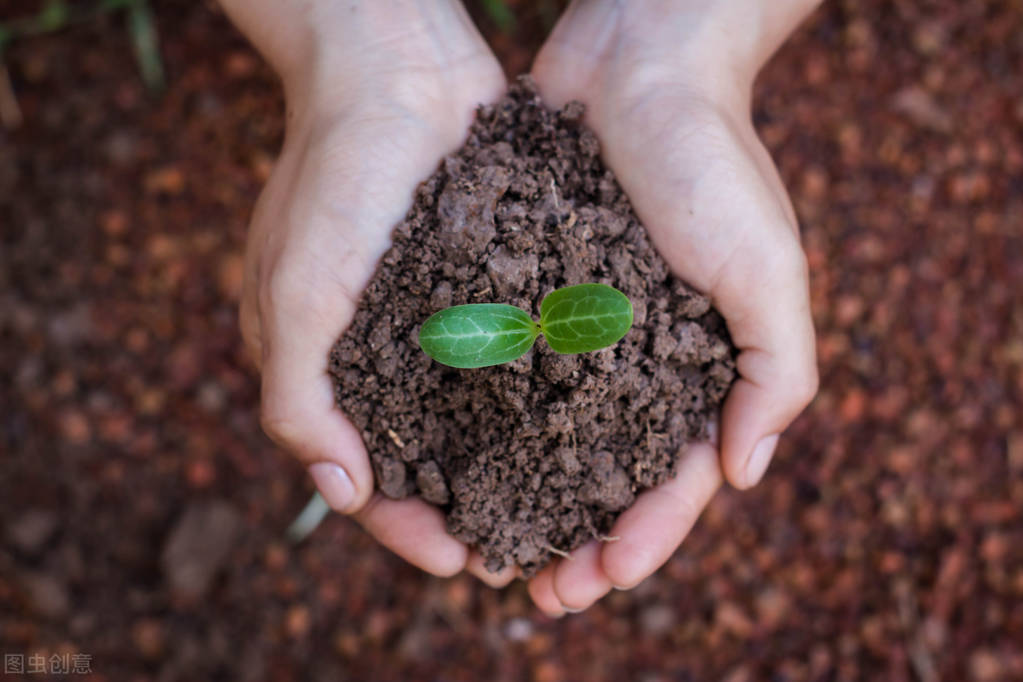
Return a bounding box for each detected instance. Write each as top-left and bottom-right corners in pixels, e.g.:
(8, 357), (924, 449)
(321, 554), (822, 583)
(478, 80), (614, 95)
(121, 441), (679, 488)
(328, 77), (736, 576)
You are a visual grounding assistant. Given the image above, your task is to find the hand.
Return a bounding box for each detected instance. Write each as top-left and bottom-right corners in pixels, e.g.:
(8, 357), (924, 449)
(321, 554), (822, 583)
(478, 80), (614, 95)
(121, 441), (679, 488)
(227, 0), (506, 576)
(526, 0), (820, 615)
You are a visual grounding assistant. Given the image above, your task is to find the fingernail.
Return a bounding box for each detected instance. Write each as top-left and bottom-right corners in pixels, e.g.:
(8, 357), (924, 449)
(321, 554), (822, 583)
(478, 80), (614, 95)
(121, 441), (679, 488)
(743, 434), (779, 487)
(563, 606), (584, 614)
(309, 462), (356, 512)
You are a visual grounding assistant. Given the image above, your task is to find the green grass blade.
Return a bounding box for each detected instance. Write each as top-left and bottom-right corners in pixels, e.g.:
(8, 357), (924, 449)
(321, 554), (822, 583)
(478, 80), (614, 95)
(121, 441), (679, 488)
(38, 1), (70, 32)
(128, 0), (165, 93)
(539, 283), (633, 354)
(419, 303), (539, 369)
(480, 0), (516, 34)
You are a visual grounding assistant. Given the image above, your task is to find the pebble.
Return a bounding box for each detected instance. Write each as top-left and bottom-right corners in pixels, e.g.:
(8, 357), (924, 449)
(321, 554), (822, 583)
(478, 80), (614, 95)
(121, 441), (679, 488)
(503, 617), (533, 642)
(21, 572), (70, 619)
(639, 604), (676, 637)
(161, 501), (242, 602)
(6, 510), (58, 554)
(131, 618), (165, 659)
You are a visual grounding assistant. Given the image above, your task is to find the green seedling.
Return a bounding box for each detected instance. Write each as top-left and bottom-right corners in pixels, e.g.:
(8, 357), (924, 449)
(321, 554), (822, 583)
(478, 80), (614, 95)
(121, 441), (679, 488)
(419, 283), (633, 369)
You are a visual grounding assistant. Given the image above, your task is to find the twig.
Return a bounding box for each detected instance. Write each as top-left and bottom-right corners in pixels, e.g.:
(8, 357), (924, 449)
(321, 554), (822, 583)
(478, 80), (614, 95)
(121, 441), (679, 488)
(386, 428), (405, 449)
(285, 492), (330, 543)
(544, 544), (573, 560)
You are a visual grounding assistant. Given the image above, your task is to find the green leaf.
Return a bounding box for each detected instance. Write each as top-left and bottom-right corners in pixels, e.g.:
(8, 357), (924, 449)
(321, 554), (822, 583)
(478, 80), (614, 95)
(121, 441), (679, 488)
(480, 0), (516, 33)
(419, 303), (539, 369)
(539, 283), (633, 354)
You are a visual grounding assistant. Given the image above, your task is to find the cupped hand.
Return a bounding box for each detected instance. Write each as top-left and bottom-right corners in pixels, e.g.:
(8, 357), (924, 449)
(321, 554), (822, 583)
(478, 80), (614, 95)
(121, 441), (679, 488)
(526, 0), (819, 615)
(236, 2), (505, 577)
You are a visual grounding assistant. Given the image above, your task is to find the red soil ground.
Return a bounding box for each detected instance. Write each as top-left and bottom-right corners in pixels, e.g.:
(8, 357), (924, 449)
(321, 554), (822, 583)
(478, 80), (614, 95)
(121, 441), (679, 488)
(2, 1), (1021, 680)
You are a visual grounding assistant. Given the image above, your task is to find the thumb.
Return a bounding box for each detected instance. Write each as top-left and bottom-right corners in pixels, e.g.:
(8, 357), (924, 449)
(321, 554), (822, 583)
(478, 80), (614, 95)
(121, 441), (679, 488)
(257, 246), (377, 514)
(711, 237), (818, 489)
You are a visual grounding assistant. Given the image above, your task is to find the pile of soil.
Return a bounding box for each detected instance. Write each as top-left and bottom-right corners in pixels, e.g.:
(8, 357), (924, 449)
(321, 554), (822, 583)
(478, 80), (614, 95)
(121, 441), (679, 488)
(329, 77), (736, 576)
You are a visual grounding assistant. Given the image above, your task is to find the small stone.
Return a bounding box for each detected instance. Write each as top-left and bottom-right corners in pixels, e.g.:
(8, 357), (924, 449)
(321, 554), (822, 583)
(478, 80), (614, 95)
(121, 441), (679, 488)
(144, 166), (186, 195)
(48, 304), (92, 347)
(839, 388), (866, 422)
(146, 233), (179, 260)
(7, 510), (58, 554)
(892, 86), (952, 133)
(131, 618), (165, 659)
(264, 542), (288, 571)
(639, 604), (676, 636)
(534, 661), (563, 682)
(100, 209), (128, 237)
(554, 447), (581, 475)
(21, 572), (70, 619)
(285, 605), (311, 639)
(755, 587), (791, 630)
(436, 172), (504, 263)
(196, 381), (226, 413)
(487, 245), (538, 297)
(715, 601), (754, 638)
(671, 322), (710, 364)
(185, 458), (216, 488)
(578, 451), (634, 511)
(161, 501), (242, 602)
(912, 21), (947, 56)
(416, 460), (450, 505)
(58, 409), (92, 446)
(429, 281), (453, 310)
(378, 458), (407, 498)
(968, 649), (1004, 682)
(503, 617), (534, 642)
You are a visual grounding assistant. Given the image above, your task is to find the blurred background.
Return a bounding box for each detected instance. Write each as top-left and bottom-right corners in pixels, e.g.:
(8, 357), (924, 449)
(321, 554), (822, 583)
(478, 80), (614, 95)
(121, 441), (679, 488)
(1, 1), (1022, 680)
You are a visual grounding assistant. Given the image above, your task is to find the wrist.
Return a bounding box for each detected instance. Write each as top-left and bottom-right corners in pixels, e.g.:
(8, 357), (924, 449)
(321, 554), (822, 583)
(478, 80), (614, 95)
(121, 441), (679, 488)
(223, 0), (498, 129)
(541, 0), (820, 111)
(616, 0), (819, 76)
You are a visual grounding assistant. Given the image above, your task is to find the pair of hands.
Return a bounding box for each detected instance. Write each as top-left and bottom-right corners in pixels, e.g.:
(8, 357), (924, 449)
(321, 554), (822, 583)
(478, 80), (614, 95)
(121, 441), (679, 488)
(224, 0), (818, 616)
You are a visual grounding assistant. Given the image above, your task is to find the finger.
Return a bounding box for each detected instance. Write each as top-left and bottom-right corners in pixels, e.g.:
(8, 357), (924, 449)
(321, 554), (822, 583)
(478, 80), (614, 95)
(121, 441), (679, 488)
(353, 494), (468, 577)
(465, 551), (517, 588)
(257, 239), (378, 514)
(526, 564), (566, 618)
(712, 237), (818, 488)
(552, 541), (613, 612)
(601, 443), (721, 590)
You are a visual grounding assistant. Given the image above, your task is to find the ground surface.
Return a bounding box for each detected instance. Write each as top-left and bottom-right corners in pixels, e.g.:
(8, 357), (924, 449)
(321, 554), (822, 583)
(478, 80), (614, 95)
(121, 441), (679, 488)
(1, 1), (1022, 680)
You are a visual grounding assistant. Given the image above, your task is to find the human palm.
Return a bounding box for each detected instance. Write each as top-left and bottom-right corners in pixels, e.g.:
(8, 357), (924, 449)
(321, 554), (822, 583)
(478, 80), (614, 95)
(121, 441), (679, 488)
(239, 38), (506, 576)
(521, 8), (818, 614)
